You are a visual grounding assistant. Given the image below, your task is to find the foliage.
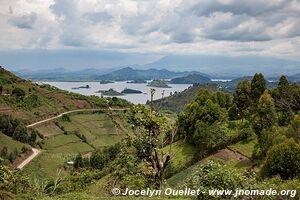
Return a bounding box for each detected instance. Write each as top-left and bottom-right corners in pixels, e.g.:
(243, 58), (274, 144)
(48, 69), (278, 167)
(74, 143), (121, 170)
(0, 114), (37, 146)
(233, 79), (252, 119)
(147, 83), (222, 113)
(251, 73), (267, 104)
(62, 114), (71, 122)
(252, 91), (277, 137)
(178, 89), (227, 148)
(12, 87), (26, 98)
(126, 104), (174, 189)
(262, 139), (300, 180)
(184, 161), (247, 199)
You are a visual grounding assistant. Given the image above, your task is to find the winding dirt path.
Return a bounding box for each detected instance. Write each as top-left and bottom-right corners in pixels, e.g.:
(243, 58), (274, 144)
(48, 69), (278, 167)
(17, 107), (128, 169)
(17, 148), (40, 170)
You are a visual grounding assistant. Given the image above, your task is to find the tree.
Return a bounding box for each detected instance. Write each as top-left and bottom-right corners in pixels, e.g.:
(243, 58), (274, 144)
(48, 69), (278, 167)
(62, 114), (71, 122)
(251, 73), (267, 103)
(74, 154), (84, 169)
(228, 103), (238, 120)
(233, 79), (252, 119)
(252, 91), (277, 137)
(12, 88), (25, 98)
(185, 161), (246, 199)
(262, 139), (300, 180)
(127, 105), (175, 190)
(150, 88), (156, 102)
(278, 75), (289, 91)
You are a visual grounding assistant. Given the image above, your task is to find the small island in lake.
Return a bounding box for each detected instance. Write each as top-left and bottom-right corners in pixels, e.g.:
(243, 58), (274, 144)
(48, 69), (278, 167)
(147, 79), (171, 88)
(127, 79), (147, 83)
(100, 80), (114, 84)
(121, 88), (143, 94)
(95, 88), (123, 96)
(72, 85), (90, 89)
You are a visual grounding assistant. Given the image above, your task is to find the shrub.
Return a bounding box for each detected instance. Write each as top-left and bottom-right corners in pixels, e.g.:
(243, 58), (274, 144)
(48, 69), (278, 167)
(262, 139), (300, 180)
(12, 88), (25, 98)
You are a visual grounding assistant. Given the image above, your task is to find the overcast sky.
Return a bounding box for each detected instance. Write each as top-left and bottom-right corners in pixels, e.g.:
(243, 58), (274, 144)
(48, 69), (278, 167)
(0, 0), (300, 70)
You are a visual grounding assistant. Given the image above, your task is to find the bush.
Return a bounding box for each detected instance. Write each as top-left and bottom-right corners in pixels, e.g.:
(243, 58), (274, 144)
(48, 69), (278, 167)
(62, 114), (71, 122)
(262, 139), (300, 180)
(184, 161), (247, 199)
(12, 88), (25, 98)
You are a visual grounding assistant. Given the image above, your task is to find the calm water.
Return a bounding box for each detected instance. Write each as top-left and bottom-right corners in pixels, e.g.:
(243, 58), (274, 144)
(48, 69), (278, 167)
(44, 81), (191, 104)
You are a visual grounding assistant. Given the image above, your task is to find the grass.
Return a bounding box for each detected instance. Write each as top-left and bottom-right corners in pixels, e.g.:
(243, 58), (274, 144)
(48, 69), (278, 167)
(162, 140), (198, 178)
(35, 122), (64, 137)
(0, 132), (29, 153)
(44, 134), (82, 149)
(167, 146), (253, 188)
(24, 151), (73, 178)
(48, 142), (94, 154)
(229, 137), (257, 158)
(24, 111), (130, 178)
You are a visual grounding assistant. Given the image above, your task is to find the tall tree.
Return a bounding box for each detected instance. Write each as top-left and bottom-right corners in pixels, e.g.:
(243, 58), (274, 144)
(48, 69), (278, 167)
(127, 105), (175, 190)
(252, 91), (277, 138)
(150, 88), (156, 102)
(251, 73), (267, 103)
(233, 79), (252, 119)
(278, 75), (289, 90)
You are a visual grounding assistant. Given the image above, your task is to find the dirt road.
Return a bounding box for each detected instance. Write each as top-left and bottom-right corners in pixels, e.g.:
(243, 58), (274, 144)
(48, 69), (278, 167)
(17, 148), (40, 170)
(17, 107), (127, 169)
(26, 108), (127, 128)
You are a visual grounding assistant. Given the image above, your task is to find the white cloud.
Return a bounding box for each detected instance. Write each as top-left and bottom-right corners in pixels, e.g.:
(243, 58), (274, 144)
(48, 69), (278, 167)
(0, 0), (299, 60)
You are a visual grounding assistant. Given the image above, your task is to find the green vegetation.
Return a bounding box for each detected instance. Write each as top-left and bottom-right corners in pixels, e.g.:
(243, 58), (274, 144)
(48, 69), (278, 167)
(24, 111), (130, 178)
(170, 74), (211, 84)
(147, 79), (171, 88)
(2, 68), (300, 199)
(121, 88), (143, 94)
(148, 83), (221, 113)
(0, 66), (131, 123)
(95, 88), (123, 96)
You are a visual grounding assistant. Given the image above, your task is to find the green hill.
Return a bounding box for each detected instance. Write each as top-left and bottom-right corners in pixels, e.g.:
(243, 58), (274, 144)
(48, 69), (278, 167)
(0, 66), (130, 124)
(170, 74), (211, 84)
(147, 83), (221, 113)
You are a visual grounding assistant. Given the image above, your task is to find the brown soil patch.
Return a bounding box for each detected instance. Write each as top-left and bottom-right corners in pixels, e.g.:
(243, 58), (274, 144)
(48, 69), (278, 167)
(10, 149), (33, 170)
(213, 148), (249, 162)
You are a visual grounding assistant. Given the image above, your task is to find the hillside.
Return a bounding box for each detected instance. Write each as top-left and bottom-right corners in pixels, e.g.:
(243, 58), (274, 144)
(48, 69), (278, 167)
(170, 74), (211, 84)
(147, 83), (221, 113)
(0, 66), (130, 124)
(94, 67), (210, 81)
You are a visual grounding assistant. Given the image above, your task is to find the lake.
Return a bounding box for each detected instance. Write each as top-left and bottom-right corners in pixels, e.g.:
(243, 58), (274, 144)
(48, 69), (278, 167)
(44, 81), (191, 104)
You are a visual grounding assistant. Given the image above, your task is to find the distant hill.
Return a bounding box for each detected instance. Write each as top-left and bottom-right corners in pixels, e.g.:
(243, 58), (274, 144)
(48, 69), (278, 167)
(15, 68), (111, 81)
(94, 67), (210, 81)
(170, 74), (211, 84)
(0, 66), (130, 123)
(144, 55), (300, 77)
(287, 74), (300, 83)
(147, 83), (221, 113)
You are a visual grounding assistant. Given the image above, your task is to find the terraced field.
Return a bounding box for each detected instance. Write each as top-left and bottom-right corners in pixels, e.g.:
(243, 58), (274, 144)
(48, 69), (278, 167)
(24, 111), (131, 178)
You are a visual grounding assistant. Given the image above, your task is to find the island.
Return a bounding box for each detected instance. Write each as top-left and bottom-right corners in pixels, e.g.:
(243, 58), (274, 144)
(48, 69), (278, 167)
(127, 79), (147, 83)
(170, 74), (211, 84)
(95, 88), (123, 96)
(121, 88), (143, 94)
(71, 85), (90, 89)
(100, 80), (114, 84)
(147, 79), (171, 88)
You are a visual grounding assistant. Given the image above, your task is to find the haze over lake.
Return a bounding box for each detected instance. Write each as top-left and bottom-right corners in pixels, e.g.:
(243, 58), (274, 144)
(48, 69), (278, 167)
(44, 81), (191, 104)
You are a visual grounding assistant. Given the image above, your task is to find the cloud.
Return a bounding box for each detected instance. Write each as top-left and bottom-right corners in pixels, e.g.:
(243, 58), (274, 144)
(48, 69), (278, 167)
(8, 12), (37, 29)
(0, 0), (300, 61)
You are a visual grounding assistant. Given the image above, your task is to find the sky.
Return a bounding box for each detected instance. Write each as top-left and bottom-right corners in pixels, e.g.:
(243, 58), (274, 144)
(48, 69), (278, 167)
(0, 0), (300, 71)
